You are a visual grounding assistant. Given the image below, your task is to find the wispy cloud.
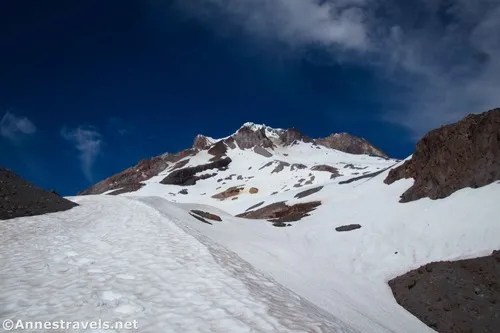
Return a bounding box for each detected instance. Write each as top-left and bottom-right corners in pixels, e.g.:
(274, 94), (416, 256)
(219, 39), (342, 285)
(61, 126), (102, 182)
(0, 111), (36, 142)
(108, 117), (133, 136)
(176, 0), (500, 138)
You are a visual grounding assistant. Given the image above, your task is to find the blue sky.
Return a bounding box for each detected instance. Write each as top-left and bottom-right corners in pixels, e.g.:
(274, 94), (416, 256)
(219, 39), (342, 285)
(1, 0), (499, 195)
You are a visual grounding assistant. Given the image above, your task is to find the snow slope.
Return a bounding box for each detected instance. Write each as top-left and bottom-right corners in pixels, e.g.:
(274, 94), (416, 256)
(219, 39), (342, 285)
(130, 141), (396, 215)
(0, 195), (359, 333)
(132, 168), (500, 333)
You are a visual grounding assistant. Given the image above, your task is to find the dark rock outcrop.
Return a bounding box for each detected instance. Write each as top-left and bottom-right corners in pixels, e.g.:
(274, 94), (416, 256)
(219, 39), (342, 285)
(1, 167), (78, 220)
(389, 250), (500, 333)
(315, 133), (387, 157)
(160, 158), (231, 186)
(233, 126), (274, 149)
(190, 210), (222, 221)
(278, 128), (312, 146)
(253, 146), (273, 157)
(245, 201), (265, 212)
(208, 141), (228, 158)
(335, 224), (362, 232)
(294, 186), (323, 199)
(192, 134), (212, 150)
(236, 201), (321, 222)
(189, 213), (212, 225)
(291, 163), (307, 170)
(78, 156), (170, 195)
(339, 167), (393, 184)
(272, 161), (291, 174)
(385, 109), (500, 202)
(311, 164), (341, 178)
(107, 183), (145, 195)
(170, 159), (190, 171)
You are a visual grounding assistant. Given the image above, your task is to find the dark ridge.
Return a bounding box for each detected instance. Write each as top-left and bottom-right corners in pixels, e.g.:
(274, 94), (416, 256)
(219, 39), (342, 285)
(1, 167), (78, 220)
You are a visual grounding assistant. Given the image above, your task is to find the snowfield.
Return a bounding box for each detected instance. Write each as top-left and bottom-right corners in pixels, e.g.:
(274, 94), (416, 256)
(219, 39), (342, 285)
(2, 136), (499, 332)
(0, 195), (358, 333)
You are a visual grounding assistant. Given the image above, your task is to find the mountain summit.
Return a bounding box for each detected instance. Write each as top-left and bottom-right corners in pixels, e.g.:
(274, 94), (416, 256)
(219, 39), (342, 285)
(78, 123), (388, 195)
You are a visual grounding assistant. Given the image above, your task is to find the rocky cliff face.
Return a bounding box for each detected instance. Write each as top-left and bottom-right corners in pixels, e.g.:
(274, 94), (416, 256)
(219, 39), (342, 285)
(385, 108), (500, 202)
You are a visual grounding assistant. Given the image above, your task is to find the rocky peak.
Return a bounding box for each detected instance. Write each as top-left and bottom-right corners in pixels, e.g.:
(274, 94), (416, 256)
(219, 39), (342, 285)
(192, 134), (213, 150)
(279, 128), (312, 146)
(315, 133), (387, 157)
(232, 125), (275, 149)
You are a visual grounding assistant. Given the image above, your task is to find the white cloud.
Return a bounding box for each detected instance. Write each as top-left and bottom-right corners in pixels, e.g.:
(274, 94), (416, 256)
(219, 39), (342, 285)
(0, 112), (36, 142)
(176, 0), (500, 138)
(176, 0), (369, 50)
(61, 126), (102, 182)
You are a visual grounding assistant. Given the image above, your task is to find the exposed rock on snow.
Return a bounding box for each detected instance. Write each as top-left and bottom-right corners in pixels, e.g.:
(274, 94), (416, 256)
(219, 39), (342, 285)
(107, 183), (145, 195)
(385, 108), (500, 202)
(253, 145), (273, 157)
(340, 167), (393, 185)
(245, 201), (265, 212)
(0, 167), (78, 220)
(207, 141), (228, 158)
(315, 133), (387, 158)
(190, 210), (222, 221)
(212, 186), (245, 200)
(335, 224), (362, 232)
(233, 126), (274, 149)
(271, 161), (291, 174)
(78, 157), (169, 195)
(311, 164), (340, 175)
(236, 201), (321, 223)
(192, 134), (213, 150)
(278, 128), (312, 146)
(389, 250), (500, 333)
(189, 212), (212, 224)
(291, 163), (307, 170)
(249, 187), (259, 194)
(294, 186), (323, 199)
(160, 158), (231, 186)
(170, 159), (190, 171)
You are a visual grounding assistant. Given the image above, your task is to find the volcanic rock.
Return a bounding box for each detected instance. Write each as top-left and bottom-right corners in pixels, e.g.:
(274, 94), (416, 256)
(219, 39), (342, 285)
(233, 126), (274, 149)
(236, 201), (321, 222)
(192, 134), (212, 150)
(389, 250), (500, 333)
(190, 210), (222, 221)
(384, 109), (500, 202)
(315, 133), (387, 157)
(335, 224), (362, 232)
(78, 156), (169, 195)
(160, 158), (231, 186)
(1, 167), (78, 220)
(294, 186), (323, 199)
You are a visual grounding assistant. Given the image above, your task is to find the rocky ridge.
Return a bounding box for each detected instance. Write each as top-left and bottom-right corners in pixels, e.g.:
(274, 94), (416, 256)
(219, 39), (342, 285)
(1, 167), (78, 220)
(385, 108), (500, 202)
(78, 122), (388, 195)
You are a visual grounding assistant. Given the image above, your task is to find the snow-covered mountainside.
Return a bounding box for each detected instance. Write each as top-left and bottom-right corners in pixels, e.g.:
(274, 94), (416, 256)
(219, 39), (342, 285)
(2, 109), (499, 333)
